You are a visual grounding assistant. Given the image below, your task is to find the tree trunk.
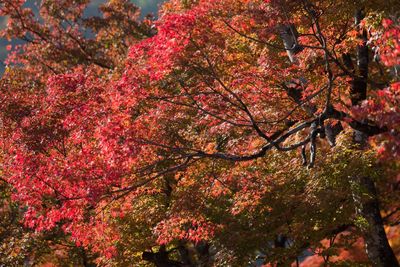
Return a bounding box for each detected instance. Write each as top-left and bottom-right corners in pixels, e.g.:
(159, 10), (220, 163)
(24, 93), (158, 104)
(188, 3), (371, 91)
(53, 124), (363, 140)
(280, 6), (399, 265)
(353, 177), (399, 266)
(142, 246), (183, 267)
(349, 9), (399, 267)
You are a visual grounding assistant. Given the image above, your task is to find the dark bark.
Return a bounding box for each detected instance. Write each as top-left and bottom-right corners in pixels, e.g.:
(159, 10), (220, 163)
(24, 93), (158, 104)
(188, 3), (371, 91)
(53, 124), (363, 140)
(327, 107), (387, 136)
(195, 242), (212, 266)
(178, 241), (195, 266)
(142, 243), (210, 267)
(80, 248), (97, 267)
(324, 121), (343, 147)
(349, 9), (399, 267)
(354, 177), (399, 267)
(351, 9), (368, 106)
(142, 246), (182, 267)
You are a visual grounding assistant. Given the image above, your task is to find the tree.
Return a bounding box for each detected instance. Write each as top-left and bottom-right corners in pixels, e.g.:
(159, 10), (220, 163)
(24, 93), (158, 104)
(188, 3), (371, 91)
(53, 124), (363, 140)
(0, 0), (399, 266)
(0, 172), (99, 266)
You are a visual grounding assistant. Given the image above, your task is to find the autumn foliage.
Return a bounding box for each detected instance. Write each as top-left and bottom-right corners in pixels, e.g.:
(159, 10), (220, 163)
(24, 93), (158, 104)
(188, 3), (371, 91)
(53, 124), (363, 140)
(0, 0), (399, 266)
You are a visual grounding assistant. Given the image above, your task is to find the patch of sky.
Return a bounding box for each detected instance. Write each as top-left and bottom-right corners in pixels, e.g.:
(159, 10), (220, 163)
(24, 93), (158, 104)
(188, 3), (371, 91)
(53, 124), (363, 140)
(0, 0), (166, 73)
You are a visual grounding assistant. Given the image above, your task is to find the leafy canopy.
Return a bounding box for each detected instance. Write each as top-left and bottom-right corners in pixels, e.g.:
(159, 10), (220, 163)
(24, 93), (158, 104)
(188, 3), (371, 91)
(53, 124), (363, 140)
(0, 0), (399, 265)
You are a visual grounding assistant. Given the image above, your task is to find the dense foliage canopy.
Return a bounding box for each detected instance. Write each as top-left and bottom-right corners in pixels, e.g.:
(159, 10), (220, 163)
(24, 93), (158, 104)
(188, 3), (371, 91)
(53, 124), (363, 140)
(0, 0), (399, 266)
